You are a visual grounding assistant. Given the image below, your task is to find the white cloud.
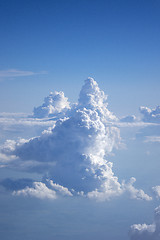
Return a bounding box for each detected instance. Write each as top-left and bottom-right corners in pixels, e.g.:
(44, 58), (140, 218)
(120, 115), (137, 123)
(13, 181), (57, 200)
(87, 173), (123, 201)
(129, 206), (160, 240)
(12, 179), (73, 199)
(87, 177), (152, 202)
(144, 136), (160, 143)
(48, 179), (73, 196)
(122, 177), (152, 201)
(2, 78), (121, 196)
(0, 69), (47, 80)
(0, 152), (18, 168)
(1, 77), (151, 201)
(0, 115), (55, 127)
(140, 106), (160, 123)
(33, 91), (70, 118)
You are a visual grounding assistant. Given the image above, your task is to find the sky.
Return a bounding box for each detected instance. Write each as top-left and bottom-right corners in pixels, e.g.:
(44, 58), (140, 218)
(0, 1), (160, 240)
(0, 0), (160, 116)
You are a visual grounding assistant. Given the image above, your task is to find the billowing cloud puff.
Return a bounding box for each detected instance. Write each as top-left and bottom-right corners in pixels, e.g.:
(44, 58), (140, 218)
(78, 78), (117, 121)
(1, 78), (151, 201)
(129, 206), (160, 240)
(87, 177), (152, 201)
(140, 106), (160, 123)
(13, 182), (57, 200)
(33, 91), (70, 118)
(122, 177), (152, 201)
(12, 179), (73, 199)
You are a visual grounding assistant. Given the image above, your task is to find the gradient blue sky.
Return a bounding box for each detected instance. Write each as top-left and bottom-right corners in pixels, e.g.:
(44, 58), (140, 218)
(0, 0), (160, 116)
(0, 2), (160, 239)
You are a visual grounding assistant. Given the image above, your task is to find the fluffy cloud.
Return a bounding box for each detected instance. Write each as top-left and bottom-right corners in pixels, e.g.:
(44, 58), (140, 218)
(140, 106), (160, 123)
(129, 206), (160, 240)
(48, 179), (73, 196)
(122, 177), (152, 201)
(12, 179), (73, 199)
(1, 78), (151, 201)
(87, 177), (152, 201)
(33, 91), (70, 118)
(13, 181), (57, 200)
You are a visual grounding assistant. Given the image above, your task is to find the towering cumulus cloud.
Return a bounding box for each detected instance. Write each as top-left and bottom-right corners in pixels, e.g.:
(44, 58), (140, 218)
(140, 106), (160, 123)
(33, 91), (70, 118)
(1, 78), (151, 200)
(129, 206), (160, 240)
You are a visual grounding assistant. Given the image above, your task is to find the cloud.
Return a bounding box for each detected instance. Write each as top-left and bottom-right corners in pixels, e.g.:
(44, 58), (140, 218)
(144, 136), (160, 143)
(87, 177), (152, 201)
(48, 179), (73, 196)
(33, 91), (70, 118)
(129, 206), (160, 240)
(0, 115), (55, 127)
(140, 106), (160, 123)
(120, 115), (137, 123)
(0, 69), (47, 80)
(2, 78), (121, 195)
(0, 113), (56, 146)
(1, 77), (151, 201)
(122, 177), (152, 201)
(12, 179), (72, 199)
(13, 181), (57, 200)
(152, 186), (160, 199)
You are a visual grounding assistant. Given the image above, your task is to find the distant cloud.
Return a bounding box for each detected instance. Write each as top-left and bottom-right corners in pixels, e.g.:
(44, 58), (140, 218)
(0, 69), (47, 80)
(120, 115), (137, 123)
(144, 136), (160, 143)
(140, 106), (160, 123)
(129, 206), (160, 240)
(0, 178), (33, 191)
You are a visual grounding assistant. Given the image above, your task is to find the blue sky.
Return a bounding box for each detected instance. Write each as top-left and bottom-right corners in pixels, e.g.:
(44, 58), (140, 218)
(0, 0), (160, 116)
(0, 1), (160, 240)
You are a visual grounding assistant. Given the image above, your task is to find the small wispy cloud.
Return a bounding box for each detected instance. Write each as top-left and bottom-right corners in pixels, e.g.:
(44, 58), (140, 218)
(0, 69), (47, 80)
(144, 136), (160, 143)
